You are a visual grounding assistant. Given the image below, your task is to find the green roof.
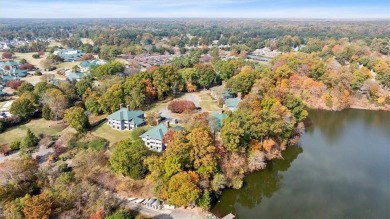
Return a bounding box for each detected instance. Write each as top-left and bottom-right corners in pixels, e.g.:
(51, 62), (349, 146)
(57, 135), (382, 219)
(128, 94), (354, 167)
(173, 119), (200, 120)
(108, 108), (145, 125)
(79, 60), (92, 68)
(225, 98), (242, 109)
(140, 123), (168, 141)
(67, 72), (88, 81)
(211, 112), (228, 127)
(140, 124), (184, 141)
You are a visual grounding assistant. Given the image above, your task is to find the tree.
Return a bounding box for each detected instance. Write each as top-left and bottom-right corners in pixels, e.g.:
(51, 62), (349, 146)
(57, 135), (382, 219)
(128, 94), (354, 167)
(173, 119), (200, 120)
(19, 129), (39, 159)
(99, 84), (124, 113)
(17, 82), (34, 95)
(91, 61), (125, 79)
(75, 77), (92, 96)
(6, 80), (23, 89)
(220, 118), (245, 152)
(187, 127), (217, 178)
(226, 66), (256, 95)
(64, 107), (90, 133)
(2, 52), (12, 59)
(168, 100), (196, 113)
(167, 172), (200, 207)
(42, 104), (54, 120)
(196, 190), (211, 210)
(85, 96), (101, 114)
(23, 193), (53, 219)
(10, 97), (36, 119)
(42, 89), (68, 120)
(106, 210), (133, 219)
(196, 64), (215, 89)
(110, 139), (151, 179)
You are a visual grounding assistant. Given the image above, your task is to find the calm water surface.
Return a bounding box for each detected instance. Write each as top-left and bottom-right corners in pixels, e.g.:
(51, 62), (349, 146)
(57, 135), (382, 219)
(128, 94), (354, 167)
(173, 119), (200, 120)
(212, 109), (390, 218)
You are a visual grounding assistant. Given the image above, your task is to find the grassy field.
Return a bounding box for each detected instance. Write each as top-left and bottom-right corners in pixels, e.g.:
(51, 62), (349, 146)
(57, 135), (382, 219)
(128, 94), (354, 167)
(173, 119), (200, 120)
(91, 122), (132, 146)
(197, 91), (220, 112)
(57, 61), (81, 69)
(13, 52), (48, 69)
(0, 119), (65, 145)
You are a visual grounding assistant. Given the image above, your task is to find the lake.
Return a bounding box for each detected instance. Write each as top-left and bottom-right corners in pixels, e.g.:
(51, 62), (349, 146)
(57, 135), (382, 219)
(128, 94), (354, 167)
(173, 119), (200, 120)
(211, 109), (390, 218)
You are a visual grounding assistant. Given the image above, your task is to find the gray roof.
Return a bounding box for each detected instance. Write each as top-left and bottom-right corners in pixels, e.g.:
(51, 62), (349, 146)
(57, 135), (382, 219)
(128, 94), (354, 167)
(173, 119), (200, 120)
(108, 108), (145, 125)
(225, 98), (242, 109)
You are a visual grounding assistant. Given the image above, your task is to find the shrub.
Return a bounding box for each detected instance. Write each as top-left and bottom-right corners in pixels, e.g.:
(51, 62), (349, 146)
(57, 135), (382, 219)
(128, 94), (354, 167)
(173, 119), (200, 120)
(0, 120), (5, 133)
(6, 80), (23, 89)
(168, 100), (196, 113)
(34, 71), (42, 76)
(32, 54), (40, 59)
(10, 141), (21, 150)
(18, 63), (35, 70)
(106, 210), (133, 219)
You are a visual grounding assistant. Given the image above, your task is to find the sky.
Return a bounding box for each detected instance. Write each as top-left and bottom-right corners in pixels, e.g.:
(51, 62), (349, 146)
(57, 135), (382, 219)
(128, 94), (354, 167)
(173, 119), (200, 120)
(0, 0), (389, 19)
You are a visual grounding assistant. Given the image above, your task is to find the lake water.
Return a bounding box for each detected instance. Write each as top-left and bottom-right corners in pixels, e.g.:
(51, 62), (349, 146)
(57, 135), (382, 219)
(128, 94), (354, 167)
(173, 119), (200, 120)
(211, 109), (390, 219)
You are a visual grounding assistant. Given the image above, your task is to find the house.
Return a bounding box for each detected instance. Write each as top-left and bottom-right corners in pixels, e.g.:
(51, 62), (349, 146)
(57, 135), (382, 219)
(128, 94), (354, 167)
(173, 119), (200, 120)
(66, 72), (88, 81)
(79, 59), (106, 72)
(224, 97), (242, 111)
(140, 122), (184, 152)
(210, 84), (234, 100)
(10, 68), (28, 78)
(107, 107), (145, 130)
(211, 111), (228, 128)
(54, 49), (84, 62)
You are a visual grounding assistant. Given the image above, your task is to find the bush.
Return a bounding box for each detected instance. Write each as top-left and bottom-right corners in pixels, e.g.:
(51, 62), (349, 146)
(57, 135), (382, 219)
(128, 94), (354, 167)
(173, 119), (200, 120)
(34, 71), (42, 76)
(106, 210), (133, 219)
(168, 100), (196, 113)
(71, 138), (109, 150)
(0, 120), (5, 133)
(10, 141), (21, 150)
(6, 80), (23, 89)
(18, 63), (35, 70)
(32, 54), (40, 59)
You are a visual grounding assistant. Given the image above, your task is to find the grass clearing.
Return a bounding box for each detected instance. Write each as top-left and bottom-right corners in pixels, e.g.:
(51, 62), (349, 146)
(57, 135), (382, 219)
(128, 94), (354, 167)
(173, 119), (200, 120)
(91, 122), (132, 146)
(0, 119), (65, 145)
(197, 91), (220, 112)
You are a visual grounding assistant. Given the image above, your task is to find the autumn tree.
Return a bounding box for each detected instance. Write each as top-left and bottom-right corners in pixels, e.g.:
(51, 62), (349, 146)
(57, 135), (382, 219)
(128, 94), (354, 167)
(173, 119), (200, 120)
(195, 64), (215, 89)
(64, 107), (90, 133)
(99, 84), (124, 113)
(168, 100), (196, 113)
(167, 172), (200, 207)
(221, 118), (245, 152)
(42, 89), (68, 120)
(17, 82), (34, 95)
(23, 193), (53, 219)
(187, 127), (217, 178)
(2, 52), (12, 59)
(10, 97), (36, 119)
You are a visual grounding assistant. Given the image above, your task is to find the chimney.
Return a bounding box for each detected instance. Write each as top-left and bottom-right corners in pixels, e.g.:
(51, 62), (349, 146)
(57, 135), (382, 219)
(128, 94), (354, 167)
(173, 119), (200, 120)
(119, 103), (124, 109)
(126, 105), (130, 111)
(166, 121), (170, 128)
(220, 109), (225, 114)
(237, 92), (242, 100)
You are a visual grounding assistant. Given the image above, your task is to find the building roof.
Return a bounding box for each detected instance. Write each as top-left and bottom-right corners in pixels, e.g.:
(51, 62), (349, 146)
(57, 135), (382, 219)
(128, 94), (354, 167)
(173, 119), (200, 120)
(211, 112), (228, 127)
(11, 68), (28, 77)
(108, 108), (145, 125)
(140, 123), (184, 141)
(79, 60), (92, 68)
(66, 72), (88, 81)
(225, 98), (242, 109)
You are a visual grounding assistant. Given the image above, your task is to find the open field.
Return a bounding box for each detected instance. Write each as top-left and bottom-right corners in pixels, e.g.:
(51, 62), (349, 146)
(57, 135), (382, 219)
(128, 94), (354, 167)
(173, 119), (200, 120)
(0, 119), (65, 145)
(13, 52), (48, 69)
(196, 91), (220, 112)
(91, 122), (132, 146)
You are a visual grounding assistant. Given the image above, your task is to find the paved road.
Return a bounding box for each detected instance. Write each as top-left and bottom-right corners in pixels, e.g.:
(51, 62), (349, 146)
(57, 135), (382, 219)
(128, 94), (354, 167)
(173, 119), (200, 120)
(0, 145), (53, 164)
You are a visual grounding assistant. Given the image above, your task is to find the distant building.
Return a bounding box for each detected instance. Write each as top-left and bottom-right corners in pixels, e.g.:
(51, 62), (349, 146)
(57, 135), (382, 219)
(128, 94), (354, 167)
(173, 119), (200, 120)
(65, 70), (89, 81)
(54, 49), (84, 62)
(224, 97), (242, 112)
(107, 107), (145, 130)
(210, 111), (228, 128)
(140, 122), (184, 152)
(79, 59), (107, 72)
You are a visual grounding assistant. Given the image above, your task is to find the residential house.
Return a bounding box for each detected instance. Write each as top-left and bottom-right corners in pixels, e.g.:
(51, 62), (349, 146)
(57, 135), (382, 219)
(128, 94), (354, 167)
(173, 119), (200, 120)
(140, 122), (184, 152)
(210, 111), (228, 129)
(107, 107), (145, 130)
(54, 49), (84, 62)
(224, 97), (242, 112)
(65, 70), (89, 81)
(79, 59), (107, 72)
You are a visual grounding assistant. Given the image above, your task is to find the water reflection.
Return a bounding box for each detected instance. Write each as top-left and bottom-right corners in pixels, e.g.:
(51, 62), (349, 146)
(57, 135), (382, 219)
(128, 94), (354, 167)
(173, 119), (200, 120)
(212, 146), (303, 217)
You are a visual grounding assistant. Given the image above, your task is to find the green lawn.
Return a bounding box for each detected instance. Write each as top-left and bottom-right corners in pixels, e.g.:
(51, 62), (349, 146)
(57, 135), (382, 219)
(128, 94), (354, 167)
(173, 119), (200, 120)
(91, 122), (132, 146)
(197, 92), (220, 112)
(0, 119), (65, 145)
